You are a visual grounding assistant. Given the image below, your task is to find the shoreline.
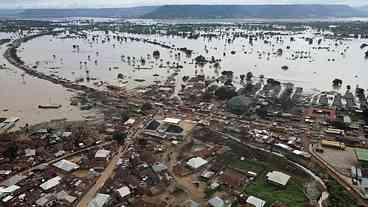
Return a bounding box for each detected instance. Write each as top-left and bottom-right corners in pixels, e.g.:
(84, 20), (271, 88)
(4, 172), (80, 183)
(3, 31), (103, 96)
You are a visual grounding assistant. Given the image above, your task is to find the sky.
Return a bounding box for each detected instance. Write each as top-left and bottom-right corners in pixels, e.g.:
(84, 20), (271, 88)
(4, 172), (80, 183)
(0, 0), (367, 9)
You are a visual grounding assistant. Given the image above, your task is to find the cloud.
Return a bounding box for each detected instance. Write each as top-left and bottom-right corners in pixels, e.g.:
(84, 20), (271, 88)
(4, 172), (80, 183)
(0, 0), (366, 9)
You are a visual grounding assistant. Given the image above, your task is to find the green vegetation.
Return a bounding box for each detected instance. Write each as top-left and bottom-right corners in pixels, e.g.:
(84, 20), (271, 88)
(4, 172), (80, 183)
(306, 161), (360, 207)
(228, 157), (265, 174)
(326, 177), (359, 207)
(245, 171), (307, 207)
(112, 131), (127, 143)
(219, 152), (308, 207)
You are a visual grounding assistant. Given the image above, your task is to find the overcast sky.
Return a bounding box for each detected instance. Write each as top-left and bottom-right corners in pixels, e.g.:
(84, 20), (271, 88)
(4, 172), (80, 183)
(1, 0), (367, 9)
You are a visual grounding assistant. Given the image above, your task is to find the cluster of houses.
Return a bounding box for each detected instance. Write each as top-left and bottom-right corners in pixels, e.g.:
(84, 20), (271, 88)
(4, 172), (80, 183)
(0, 143), (114, 206)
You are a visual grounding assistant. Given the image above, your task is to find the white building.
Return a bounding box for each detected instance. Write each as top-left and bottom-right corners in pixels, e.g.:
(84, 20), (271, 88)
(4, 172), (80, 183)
(246, 196), (266, 207)
(88, 193), (111, 207)
(266, 171), (291, 187)
(208, 196), (224, 207)
(124, 118), (136, 125)
(53, 159), (80, 172)
(116, 186), (131, 199)
(95, 149), (111, 160)
(186, 157), (208, 169)
(40, 176), (62, 191)
(163, 118), (181, 125)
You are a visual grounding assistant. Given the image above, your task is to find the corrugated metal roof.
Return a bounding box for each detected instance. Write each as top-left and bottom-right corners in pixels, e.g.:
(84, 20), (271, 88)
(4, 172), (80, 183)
(95, 149), (111, 158)
(40, 176), (62, 191)
(186, 157), (208, 169)
(88, 193), (111, 207)
(53, 159), (80, 172)
(266, 171), (291, 186)
(117, 186), (131, 198)
(246, 196), (266, 207)
(208, 196), (224, 207)
(355, 148), (368, 162)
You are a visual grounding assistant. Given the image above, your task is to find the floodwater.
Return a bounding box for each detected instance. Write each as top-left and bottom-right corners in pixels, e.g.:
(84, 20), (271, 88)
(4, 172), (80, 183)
(126, 17), (368, 24)
(0, 33), (90, 129)
(18, 29), (368, 93)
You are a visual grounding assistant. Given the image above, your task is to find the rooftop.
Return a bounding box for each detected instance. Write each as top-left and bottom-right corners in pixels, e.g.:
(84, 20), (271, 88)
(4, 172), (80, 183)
(0, 185), (20, 198)
(95, 149), (111, 159)
(1, 175), (28, 187)
(186, 157), (208, 169)
(246, 196), (266, 207)
(163, 118), (181, 124)
(208, 196), (224, 207)
(116, 186), (131, 199)
(40, 176), (62, 191)
(88, 193), (111, 207)
(152, 162), (168, 173)
(52, 159), (80, 172)
(355, 148), (368, 162)
(36, 194), (55, 206)
(266, 171), (291, 186)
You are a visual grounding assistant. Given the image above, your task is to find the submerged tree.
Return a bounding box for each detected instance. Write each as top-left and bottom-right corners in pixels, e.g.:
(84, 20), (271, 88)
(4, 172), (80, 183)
(215, 86), (237, 100)
(332, 78), (343, 90)
(112, 131), (127, 144)
(246, 72), (254, 82)
(153, 50), (160, 59)
(240, 74), (245, 82)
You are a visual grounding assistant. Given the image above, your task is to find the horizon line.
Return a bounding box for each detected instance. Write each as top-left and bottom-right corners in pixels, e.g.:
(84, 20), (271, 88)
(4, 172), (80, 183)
(0, 3), (363, 10)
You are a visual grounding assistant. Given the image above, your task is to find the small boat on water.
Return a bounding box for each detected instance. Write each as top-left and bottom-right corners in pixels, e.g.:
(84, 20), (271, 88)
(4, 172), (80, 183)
(134, 67), (153, 70)
(134, 79), (146, 82)
(281, 65), (289, 70)
(38, 104), (62, 109)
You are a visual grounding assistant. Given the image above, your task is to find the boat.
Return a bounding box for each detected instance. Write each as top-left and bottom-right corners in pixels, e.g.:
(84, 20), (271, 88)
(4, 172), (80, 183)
(281, 65), (289, 70)
(134, 67), (153, 70)
(134, 79), (146, 82)
(38, 104), (62, 109)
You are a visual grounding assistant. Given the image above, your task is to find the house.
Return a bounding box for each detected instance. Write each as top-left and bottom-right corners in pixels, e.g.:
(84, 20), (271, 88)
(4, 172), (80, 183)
(0, 185), (20, 199)
(95, 149), (111, 160)
(52, 159), (80, 173)
(246, 196), (266, 207)
(88, 193), (111, 207)
(40, 176), (62, 191)
(163, 118), (181, 125)
(208, 196), (225, 207)
(24, 148), (36, 157)
(266, 171), (291, 187)
(186, 157), (208, 169)
(124, 118), (136, 126)
(200, 170), (215, 180)
(56, 190), (77, 204)
(152, 162), (168, 173)
(355, 148), (368, 168)
(0, 175), (28, 187)
(36, 194), (57, 207)
(117, 186), (131, 199)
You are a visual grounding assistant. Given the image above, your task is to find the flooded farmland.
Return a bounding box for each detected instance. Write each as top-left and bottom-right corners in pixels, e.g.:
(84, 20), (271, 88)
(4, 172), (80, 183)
(17, 29), (368, 93)
(0, 32), (92, 129)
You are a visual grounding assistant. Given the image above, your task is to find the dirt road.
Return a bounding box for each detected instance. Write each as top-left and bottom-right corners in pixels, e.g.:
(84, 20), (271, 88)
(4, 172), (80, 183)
(76, 123), (142, 207)
(76, 145), (125, 207)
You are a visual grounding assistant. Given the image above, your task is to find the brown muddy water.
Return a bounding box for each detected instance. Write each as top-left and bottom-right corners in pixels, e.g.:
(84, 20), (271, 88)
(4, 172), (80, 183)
(0, 33), (92, 129)
(17, 29), (368, 93)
